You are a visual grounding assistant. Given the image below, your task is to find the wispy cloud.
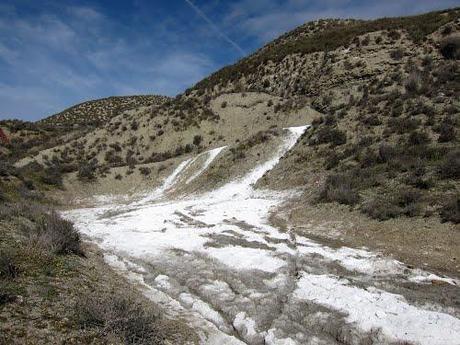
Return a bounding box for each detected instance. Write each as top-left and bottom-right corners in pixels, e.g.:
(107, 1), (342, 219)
(225, 0), (460, 43)
(184, 0), (246, 56)
(0, 3), (219, 120)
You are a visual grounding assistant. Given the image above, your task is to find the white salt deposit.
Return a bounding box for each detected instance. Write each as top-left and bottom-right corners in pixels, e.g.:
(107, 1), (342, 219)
(294, 274), (460, 345)
(64, 125), (460, 345)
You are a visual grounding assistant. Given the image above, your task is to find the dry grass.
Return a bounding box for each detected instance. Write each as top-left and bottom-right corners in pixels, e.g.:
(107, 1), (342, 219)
(76, 293), (163, 345)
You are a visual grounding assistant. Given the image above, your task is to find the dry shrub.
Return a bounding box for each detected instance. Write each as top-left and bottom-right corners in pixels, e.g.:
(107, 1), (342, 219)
(390, 48), (404, 60)
(76, 293), (163, 345)
(440, 196), (460, 224)
(78, 160), (98, 181)
(31, 212), (83, 256)
(439, 35), (460, 60)
(438, 150), (460, 179)
(361, 197), (402, 221)
(361, 188), (422, 221)
(438, 122), (457, 143)
(0, 250), (19, 279)
(317, 174), (360, 206)
(405, 72), (423, 95)
(139, 167), (151, 176)
(314, 127), (347, 146)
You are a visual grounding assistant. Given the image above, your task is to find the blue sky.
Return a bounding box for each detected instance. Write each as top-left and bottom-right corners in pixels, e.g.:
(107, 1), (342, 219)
(1, 0), (458, 121)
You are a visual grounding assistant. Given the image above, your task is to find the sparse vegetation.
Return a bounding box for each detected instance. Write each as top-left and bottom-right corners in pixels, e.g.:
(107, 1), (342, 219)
(76, 293), (162, 344)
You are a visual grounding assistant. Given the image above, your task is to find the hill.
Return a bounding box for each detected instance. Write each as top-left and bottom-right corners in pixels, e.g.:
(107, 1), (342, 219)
(40, 95), (170, 128)
(16, 8), (459, 224)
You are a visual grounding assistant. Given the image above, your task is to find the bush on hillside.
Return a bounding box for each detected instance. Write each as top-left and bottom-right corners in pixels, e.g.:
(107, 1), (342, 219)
(317, 174), (360, 206)
(405, 72), (423, 95)
(438, 122), (457, 142)
(361, 197), (402, 221)
(32, 212), (83, 256)
(388, 117), (419, 134)
(361, 187), (422, 221)
(440, 35), (460, 60)
(390, 48), (404, 60)
(0, 250), (19, 280)
(193, 135), (203, 146)
(408, 131), (431, 146)
(314, 127), (347, 146)
(138, 167), (151, 176)
(78, 160), (98, 181)
(438, 150), (460, 179)
(440, 196), (460, 223)
(40, 165), (63, 187)
(76, 293), (162, 344)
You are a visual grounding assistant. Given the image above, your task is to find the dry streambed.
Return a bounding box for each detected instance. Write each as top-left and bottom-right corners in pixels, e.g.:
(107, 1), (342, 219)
(64, 126), (460, 345)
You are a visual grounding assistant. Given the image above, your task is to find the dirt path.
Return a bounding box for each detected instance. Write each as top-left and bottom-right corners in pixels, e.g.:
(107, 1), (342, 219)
(63, 127), (460, 345)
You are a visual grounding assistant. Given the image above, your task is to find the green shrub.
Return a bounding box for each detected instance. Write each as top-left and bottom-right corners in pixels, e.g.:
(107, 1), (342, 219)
(378, 143), (398, 163)
(130, 121), (139, 130)
(388, 117), (419, 134)
(359, 149), (379, 168)
(41, 165), (63, 187)
(404, 72), (423, 95)
(387, 29), (401, 41)
(361, 187), (422, 220)
(0, 161), (17, 177)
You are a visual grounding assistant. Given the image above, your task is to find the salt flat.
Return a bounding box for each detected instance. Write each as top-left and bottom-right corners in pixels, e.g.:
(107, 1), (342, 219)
(64, 126), (460, 345)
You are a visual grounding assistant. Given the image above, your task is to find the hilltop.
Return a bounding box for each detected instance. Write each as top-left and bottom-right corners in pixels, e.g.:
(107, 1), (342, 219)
(40, 95), (171, 128)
